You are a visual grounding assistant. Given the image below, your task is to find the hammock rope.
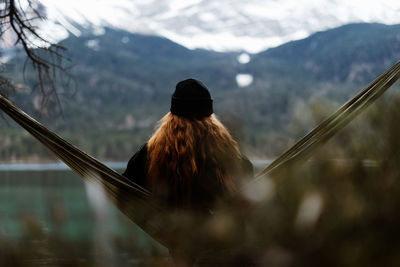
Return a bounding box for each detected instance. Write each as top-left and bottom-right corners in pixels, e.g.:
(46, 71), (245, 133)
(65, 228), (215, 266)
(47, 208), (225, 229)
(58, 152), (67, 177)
(256, 61), (400, 179)
(1, 61), (400, 247)
(0, 95), (170, 247)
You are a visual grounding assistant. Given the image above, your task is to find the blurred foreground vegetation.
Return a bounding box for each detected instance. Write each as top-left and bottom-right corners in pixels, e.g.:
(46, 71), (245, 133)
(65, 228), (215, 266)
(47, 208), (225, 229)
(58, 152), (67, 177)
(239, 96), (400, 266)
(0, 170), (170, 267)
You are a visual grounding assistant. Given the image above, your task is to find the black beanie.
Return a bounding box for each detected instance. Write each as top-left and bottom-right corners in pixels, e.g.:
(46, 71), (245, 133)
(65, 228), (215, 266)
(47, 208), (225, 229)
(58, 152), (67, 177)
(170, 78), (213, 118)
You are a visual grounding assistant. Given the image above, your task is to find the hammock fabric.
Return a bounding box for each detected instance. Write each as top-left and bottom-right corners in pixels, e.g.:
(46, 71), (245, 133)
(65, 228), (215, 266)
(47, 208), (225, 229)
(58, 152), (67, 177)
(0, 95), (172, 247)
(256, 61), (400, 179)
(1, 61), (400, 247)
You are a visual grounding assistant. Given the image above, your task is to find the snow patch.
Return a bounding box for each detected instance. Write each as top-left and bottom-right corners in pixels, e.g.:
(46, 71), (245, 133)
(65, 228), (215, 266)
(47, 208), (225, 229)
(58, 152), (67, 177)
(237, 53), (251, 64)
(198, 12), (217, 22)
(53, 10), (81, 37)
(37, 0), (400, 53)
(236, 74), (253, 87)
(86, 39), (100, 51)
(121, 36), (130, 43)
(93, 27), (106, 36)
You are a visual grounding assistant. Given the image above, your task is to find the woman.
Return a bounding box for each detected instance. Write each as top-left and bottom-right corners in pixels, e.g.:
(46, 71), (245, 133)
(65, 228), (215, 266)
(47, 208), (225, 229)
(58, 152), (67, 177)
(123, 78), (254, 266)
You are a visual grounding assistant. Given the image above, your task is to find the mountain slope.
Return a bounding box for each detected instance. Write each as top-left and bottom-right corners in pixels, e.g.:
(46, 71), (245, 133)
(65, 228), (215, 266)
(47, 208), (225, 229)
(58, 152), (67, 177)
(249, 23), (400, 84)
(2, 23), (400, 161)
(39, 0), (400, 52)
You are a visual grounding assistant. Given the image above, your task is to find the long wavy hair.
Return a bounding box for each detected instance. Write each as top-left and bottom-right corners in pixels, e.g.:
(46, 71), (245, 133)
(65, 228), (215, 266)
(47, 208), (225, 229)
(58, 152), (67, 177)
(147, 112), (243, 208)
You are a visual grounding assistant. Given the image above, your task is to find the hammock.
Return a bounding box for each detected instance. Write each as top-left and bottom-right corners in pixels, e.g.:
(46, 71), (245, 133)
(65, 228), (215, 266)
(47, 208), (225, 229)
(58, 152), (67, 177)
(1, 61), (400, 247)
(256, 61), (400, 178)
(0, 95), (170, 246)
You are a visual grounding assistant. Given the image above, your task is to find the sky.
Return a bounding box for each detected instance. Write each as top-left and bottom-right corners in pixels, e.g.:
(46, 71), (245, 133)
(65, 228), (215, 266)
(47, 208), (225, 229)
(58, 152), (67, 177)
(37, 0), (400, 53)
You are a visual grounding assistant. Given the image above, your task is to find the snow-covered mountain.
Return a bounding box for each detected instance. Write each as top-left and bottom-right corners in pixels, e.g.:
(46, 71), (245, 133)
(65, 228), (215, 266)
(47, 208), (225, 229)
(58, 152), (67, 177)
(35, 0), (400, 53)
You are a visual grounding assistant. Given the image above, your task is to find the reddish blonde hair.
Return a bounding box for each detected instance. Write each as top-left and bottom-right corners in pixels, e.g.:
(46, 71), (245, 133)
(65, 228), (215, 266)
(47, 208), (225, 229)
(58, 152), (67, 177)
(147, 112), (242, 207)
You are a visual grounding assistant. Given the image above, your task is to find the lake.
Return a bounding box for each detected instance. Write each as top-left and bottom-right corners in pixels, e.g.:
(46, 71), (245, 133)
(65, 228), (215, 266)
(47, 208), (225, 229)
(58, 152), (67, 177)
(0, 160), (271, 266)
(0, 166), (170, 266)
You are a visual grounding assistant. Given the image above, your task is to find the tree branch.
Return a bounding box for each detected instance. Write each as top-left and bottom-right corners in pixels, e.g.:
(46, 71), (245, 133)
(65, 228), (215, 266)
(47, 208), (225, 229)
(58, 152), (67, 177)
(0, 0), (71, 113)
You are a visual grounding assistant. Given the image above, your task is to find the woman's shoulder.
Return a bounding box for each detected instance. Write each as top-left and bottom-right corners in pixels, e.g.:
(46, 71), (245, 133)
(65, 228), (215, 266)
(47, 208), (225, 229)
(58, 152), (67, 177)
(127, 143), (148, 167)
(122, 143), (149, 187)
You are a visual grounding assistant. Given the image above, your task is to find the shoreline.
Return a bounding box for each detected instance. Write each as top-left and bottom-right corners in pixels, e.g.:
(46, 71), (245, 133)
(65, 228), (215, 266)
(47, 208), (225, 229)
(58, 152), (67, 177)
(0, 161), (128, 171)
(0, 160), (273, 171)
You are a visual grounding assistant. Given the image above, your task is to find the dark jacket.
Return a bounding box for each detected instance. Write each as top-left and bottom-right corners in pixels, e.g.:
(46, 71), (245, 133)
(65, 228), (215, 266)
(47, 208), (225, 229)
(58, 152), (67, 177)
(123, 143), (254, 212)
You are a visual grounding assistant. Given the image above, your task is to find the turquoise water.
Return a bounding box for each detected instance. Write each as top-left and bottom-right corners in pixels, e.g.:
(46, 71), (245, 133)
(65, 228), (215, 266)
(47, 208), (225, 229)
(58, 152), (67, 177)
(0, 168), (169, 266)
(0, 161), (272, 265)
(0, 159), (271, 238)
